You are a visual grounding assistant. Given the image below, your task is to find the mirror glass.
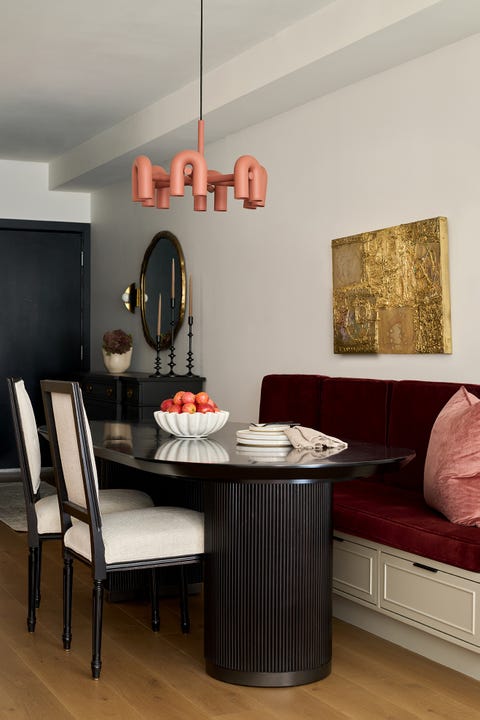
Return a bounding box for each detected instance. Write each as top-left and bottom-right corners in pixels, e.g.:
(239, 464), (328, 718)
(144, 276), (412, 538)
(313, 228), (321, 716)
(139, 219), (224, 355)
(140, 231), (186, 349)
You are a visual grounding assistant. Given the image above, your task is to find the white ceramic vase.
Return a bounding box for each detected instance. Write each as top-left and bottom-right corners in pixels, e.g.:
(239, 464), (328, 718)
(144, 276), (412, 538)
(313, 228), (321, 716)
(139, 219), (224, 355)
(102, 348), (132, 374)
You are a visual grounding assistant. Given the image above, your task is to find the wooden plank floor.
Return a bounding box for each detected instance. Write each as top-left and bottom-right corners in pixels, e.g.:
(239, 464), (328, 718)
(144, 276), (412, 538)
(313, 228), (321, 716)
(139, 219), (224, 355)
(1, 520), (480, 720)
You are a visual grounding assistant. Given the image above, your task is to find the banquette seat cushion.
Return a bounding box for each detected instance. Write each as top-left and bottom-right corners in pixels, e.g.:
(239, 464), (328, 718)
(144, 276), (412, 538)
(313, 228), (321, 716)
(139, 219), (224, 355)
(333, 480), (480, 572)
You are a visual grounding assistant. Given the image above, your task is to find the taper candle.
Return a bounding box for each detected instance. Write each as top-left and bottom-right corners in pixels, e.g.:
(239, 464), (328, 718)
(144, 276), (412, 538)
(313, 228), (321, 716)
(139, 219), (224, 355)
(156, 293), (161, 336)
(171, 258), (175, 300)
(188, 275), (192, 316)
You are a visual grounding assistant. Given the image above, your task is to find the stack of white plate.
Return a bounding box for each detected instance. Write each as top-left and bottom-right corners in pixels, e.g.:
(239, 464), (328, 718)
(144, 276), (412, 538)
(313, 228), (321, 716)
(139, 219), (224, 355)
(236, 424), (293, 448)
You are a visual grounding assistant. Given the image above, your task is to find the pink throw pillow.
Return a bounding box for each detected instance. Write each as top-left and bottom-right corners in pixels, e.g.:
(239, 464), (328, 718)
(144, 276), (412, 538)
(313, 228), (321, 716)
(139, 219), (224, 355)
(424, 386), (480, 526)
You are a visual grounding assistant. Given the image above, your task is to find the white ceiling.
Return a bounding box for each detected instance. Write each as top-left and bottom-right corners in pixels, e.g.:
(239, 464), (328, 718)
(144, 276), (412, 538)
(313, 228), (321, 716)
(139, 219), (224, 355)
(2, 0), (480, 191)
(0, 0), (330, 161)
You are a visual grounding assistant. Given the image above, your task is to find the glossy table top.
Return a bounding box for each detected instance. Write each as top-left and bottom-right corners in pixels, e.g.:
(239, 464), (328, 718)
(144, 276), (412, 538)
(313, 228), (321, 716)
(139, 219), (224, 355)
(88, 420), (415, 483)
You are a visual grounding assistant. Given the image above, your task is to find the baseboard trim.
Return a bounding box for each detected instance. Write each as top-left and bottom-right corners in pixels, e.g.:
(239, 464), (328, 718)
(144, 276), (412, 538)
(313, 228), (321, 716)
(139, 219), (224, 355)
(0, 469), (21, 482)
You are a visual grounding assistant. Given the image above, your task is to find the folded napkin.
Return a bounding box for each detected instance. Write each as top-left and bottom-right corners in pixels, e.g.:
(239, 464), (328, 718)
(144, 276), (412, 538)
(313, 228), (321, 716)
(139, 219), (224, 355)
(283, 426), (348, 452)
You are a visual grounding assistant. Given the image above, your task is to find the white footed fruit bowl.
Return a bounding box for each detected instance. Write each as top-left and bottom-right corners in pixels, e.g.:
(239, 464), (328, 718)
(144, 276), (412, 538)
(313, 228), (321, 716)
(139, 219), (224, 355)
(154, 410), (229, 438)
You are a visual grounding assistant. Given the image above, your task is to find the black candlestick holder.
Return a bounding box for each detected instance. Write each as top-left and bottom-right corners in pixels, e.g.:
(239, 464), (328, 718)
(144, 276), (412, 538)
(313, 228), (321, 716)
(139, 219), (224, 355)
(186, 315), (195, 376)
(168, 298), (177, 376)
(150, 335), (163, 377)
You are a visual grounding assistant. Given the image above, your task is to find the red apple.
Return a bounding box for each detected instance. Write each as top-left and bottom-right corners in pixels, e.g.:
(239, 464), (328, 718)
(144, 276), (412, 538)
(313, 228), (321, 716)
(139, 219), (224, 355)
(160, 398), (173, 411)
(196, 403), (213, 413)
(173, 391), (184, 405)
(182, 391), (196, 404)
(195, 391), (209, 405)
(182, 402), (196, 413)
(168, 404), (181, 413)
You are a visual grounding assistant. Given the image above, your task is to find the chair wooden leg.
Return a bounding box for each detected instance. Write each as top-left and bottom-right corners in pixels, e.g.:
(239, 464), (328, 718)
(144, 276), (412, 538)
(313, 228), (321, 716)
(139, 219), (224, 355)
(91, 579), (104, 679)
(179, 566), (190, 634)
(27, 546), (38, 632)
(150, 569), (160, 632)
(63, 556), (73, 650)
(35, 541), (42, 608)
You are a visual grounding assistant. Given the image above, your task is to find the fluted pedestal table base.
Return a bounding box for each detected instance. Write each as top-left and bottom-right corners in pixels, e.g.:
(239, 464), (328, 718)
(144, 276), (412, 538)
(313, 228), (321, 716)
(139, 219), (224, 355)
(204, 479), (333, 687)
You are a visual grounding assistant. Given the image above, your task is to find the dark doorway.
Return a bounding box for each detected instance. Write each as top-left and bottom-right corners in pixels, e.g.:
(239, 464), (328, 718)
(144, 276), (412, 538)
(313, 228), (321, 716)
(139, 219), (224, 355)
(1, 219), (90, 468)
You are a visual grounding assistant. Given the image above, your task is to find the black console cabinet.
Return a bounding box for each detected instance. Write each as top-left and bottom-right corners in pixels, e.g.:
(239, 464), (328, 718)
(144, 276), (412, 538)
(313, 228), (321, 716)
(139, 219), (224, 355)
(80, 372), (205, 421)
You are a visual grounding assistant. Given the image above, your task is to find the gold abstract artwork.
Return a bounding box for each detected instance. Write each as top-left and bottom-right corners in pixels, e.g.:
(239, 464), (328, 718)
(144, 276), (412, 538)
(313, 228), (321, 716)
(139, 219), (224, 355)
(332, 217), (452, 354)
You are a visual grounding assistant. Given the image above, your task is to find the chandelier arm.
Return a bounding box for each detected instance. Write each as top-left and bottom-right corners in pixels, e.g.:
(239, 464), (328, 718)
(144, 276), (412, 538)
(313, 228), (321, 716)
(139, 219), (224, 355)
(207, 171), (234, 184)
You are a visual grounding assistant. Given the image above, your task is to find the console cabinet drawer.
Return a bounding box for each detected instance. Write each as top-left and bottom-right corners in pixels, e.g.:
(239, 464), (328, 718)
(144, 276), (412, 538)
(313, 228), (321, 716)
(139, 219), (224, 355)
(79, 372), (205, 422)
(122, 375), (204, 407)
(333, 536), (378, 605)
(81, 376), (121, 403)
(380, 552), (480, 645)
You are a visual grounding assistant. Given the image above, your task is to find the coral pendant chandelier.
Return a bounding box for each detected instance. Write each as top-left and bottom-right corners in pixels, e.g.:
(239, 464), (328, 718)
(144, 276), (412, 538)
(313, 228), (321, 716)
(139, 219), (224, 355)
(132, 0), (267, 212)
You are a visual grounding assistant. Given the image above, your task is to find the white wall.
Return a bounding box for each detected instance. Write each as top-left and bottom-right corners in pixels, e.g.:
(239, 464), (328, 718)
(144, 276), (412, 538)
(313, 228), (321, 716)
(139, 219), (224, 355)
(90, 32), (480, 422)
(0, 160), (90, 222)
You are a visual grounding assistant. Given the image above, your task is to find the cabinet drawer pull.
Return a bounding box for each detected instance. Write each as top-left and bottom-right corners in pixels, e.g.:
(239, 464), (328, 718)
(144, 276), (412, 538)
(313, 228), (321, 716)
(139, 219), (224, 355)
(86, 384), (93, 393)
(413, 562), (438, 573)
(106, 387), (113, 398)
(126, 388), (133, 399)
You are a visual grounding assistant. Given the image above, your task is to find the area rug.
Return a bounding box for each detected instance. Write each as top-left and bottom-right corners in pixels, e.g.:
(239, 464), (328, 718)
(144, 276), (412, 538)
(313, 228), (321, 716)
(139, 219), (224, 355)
(0, 481), (56, 532)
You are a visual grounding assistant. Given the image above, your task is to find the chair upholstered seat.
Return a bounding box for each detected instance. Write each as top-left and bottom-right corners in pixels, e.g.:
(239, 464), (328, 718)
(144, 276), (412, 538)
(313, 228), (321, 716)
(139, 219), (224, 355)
(97, 488), (154, 514)
(65, 507), (204, 564)
(35, 488), (154, 535)
(34, 494), (61, 535)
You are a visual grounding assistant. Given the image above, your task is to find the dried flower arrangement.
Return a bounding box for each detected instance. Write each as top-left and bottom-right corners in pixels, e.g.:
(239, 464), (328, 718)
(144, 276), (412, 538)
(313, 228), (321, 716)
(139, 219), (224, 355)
(102, 329), (133, 355)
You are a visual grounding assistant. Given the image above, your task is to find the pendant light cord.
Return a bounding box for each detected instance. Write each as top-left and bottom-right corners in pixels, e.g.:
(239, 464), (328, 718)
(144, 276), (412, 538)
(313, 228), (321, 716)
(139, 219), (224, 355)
(200, 0), (204, 121)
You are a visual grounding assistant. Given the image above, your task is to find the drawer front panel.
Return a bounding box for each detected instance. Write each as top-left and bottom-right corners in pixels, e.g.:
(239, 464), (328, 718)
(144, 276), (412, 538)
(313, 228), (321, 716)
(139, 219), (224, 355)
(122, 376), (205, 407)
(380, 552), (479, 645)
(333, 537), (377, 605)
(81, 378), (121, 404)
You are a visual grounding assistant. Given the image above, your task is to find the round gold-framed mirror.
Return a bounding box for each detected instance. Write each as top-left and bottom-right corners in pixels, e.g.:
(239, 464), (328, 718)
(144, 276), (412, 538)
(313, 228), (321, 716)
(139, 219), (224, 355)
(139, 231), (186, 349)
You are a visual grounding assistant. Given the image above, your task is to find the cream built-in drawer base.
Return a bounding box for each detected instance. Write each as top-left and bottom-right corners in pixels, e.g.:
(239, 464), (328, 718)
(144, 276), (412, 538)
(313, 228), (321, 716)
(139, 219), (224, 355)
(380, 552), (480, 645)
(333, 531), (480, 654)
(333, 535), (377, 605)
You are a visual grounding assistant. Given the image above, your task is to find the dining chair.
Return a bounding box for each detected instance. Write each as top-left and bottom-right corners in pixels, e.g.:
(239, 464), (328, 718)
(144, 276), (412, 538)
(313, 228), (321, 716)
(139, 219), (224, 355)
(41, 379), (204, 679)
(7, 377), (154, 633)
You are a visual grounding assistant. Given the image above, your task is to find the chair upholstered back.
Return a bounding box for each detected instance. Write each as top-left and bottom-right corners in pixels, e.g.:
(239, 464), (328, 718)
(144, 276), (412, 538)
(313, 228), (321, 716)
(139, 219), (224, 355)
(41, 380), (103, 552)
(9, 378), (42, 494)
(50, 390), (90, 511)
(7, 377), (61, 543)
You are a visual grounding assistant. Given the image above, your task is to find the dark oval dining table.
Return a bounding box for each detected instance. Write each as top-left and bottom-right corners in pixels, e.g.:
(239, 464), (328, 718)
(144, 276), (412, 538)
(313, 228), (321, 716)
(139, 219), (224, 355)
(84, 419), (414, 688)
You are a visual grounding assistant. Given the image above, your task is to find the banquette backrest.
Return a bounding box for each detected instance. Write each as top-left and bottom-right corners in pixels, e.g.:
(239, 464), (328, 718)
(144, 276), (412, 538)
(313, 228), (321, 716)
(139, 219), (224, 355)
(385, 380), (480, 491)
(258, 374), (326, 429)
(259, 374), (480, 494)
